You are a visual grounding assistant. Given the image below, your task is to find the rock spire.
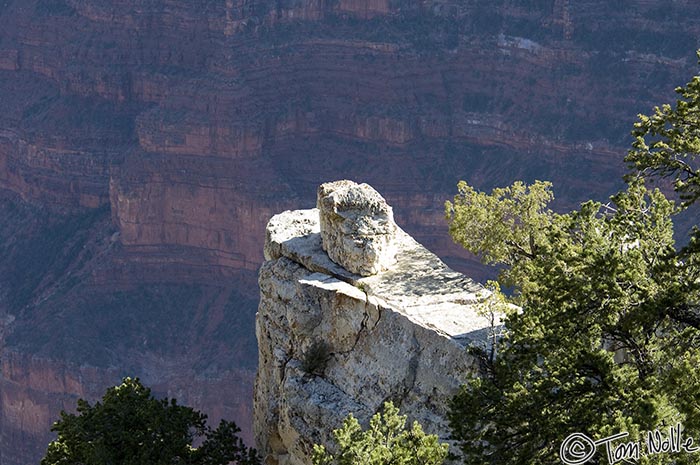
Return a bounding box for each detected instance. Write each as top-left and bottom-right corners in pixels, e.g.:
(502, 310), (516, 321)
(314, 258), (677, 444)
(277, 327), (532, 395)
(255, 181), (501, 465)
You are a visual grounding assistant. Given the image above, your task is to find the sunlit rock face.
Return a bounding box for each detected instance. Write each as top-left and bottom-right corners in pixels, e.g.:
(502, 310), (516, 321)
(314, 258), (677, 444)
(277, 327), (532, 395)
(2, 0), (700, 463)
(317, 180), (397, 276)
(255, 185), (501, 465)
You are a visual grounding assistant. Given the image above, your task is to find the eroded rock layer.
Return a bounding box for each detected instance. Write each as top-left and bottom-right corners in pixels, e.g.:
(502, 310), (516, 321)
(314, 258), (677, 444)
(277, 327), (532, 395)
(2, 1), (700, 463)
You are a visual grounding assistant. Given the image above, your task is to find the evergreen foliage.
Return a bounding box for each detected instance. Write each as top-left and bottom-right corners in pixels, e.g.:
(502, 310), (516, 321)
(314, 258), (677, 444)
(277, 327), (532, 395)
(445, 63), (700, 465)
(41, 377), (260, 465)
(627, 54), (700, 208)
(312, 402), (448, 465)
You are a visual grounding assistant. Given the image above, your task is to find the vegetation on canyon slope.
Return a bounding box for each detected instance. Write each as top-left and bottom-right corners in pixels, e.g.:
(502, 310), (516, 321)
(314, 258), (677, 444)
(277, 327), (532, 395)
(312, 402), (448, 465)
(41, 377), (260, 465)
(445, 61), (700, 464)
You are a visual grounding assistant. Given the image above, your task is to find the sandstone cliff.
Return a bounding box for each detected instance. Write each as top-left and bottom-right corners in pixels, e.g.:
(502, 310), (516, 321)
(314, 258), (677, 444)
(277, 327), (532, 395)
(1, 1), (700, 463)
(255, 182), (498, 465)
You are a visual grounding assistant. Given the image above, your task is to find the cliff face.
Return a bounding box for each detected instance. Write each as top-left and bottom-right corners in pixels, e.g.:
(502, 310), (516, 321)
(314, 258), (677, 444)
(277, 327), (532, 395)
(1, 0), (700, 463)
(255, 183), (495, 465)
(0, 191), (259, 464)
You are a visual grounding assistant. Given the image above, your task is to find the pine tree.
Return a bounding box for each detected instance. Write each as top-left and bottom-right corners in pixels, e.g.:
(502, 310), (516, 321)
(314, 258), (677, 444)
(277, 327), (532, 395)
(41, 377), (260, 465)
(445, 61), (700, 465)
(312, 402), (448, 465)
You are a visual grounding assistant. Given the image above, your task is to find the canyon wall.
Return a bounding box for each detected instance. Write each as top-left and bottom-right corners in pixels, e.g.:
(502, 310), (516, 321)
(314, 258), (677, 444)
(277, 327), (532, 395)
(1, 0), (700, 463)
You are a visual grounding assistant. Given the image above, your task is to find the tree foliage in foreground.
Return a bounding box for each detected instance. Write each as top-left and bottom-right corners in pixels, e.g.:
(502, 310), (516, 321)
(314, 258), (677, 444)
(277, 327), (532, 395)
(312, 402), (448, 465)
(445, 65), (700, 465)
(41, 377), (260, 465)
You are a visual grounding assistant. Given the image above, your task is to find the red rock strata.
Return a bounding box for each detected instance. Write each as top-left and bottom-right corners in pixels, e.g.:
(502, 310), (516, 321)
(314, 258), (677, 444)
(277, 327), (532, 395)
(1, 0), (699, 463)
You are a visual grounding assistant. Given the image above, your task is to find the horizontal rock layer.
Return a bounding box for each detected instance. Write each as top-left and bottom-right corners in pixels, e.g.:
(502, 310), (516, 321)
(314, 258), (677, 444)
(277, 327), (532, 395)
(2, 0), (700, 463)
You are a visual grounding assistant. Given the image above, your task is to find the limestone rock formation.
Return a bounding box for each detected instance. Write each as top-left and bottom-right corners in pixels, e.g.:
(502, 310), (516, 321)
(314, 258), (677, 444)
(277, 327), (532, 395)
(255, 186), (501, 465)
(317, 180), (397, 276)
(3, 0), (700, 462)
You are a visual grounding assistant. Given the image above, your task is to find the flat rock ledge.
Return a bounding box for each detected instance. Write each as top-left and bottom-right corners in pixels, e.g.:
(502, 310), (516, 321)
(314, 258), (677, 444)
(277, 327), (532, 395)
(255, 194), (502, 465)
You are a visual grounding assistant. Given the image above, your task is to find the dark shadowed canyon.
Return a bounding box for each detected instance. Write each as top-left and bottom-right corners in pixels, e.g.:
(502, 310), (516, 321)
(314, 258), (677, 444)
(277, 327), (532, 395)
(0, 1), (699, 463)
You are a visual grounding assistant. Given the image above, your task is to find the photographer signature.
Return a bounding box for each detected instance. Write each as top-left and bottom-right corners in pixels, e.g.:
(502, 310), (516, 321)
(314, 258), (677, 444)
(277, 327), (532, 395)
(559, 423), (699, 464)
